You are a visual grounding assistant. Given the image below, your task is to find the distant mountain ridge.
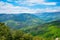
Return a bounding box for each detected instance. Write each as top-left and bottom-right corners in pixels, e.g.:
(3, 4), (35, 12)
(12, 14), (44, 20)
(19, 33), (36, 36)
(35, 12), (60, 22)
(0, 13), (43, 29)
(0, 12), (60, 29)
(0, 12), (60, 22)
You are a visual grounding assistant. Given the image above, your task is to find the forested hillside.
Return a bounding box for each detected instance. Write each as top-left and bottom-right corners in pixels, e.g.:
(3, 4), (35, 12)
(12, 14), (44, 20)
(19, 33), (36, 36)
(0, 23), (33, 40)
(0, 20), (60, 40)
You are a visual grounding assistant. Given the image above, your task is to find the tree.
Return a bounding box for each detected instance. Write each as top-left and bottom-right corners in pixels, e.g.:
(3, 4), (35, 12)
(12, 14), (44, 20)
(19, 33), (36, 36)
(11, 30), (25, 40)
(0, 23), (12, 40)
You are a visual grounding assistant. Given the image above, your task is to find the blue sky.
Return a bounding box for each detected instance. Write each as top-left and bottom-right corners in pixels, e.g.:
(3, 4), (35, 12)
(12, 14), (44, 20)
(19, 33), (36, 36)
(0, 0), (60, 14)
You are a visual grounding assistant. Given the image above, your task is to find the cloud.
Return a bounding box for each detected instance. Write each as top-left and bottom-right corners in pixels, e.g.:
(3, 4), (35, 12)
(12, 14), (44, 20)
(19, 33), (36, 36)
(44, 7), (60, 12)
(35, 7), (60, 13)
(15, 0), (56, 6)
(42, 2), (56, 5)
(0, 1), (60, 14)
(0, 1), (37, 14)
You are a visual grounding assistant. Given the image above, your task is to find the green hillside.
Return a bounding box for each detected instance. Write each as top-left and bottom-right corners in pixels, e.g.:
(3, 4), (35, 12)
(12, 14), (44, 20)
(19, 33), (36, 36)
(42, 21), (60, 38)
(21, 20), (60, 39)
(0, 20), (60, 40)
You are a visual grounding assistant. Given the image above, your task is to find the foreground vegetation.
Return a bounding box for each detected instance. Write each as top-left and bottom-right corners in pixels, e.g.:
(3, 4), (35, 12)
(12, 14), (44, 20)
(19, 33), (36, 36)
(0, 22), (60, 40)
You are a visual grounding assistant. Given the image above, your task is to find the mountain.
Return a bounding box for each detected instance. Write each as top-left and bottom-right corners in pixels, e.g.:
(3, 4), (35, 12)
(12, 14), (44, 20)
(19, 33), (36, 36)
(23, 20), (60, 38)
(0, 13), (60, 39)
(0, 12), (60, 30)
(0, 12), (60, 23)
(35, 12), (60, 22)
(0, 13), (44, 29)
(0, 13), (60, 38)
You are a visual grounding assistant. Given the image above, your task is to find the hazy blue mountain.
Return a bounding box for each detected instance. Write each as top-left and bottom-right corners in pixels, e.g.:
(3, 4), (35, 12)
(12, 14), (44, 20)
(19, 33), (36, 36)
(0, 12), (60, 29)
(0, 13), (43, 29)
(35, 12), (60, 22)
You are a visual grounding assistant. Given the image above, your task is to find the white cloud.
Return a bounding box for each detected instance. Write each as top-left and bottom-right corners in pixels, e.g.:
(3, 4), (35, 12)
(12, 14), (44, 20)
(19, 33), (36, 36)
(0, 1), (60, 14)
(42, 2), (56, 5)
(15, 0), (56, 6)
(44, 7), (60, 12)
(35, 8), (60, 13)
(0, 1), (37, 14)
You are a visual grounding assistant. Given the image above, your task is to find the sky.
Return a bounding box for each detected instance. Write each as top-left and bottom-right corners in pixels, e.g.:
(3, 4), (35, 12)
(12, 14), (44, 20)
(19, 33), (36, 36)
(0, 0), (60, 14)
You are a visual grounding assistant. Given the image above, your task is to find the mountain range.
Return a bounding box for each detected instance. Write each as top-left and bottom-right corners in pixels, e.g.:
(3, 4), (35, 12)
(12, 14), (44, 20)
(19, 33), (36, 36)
(0, 12), (60, 30)
(0, 13), (43, 29)
(35, 12), (60, 22)
(0, 12), (60, 38)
